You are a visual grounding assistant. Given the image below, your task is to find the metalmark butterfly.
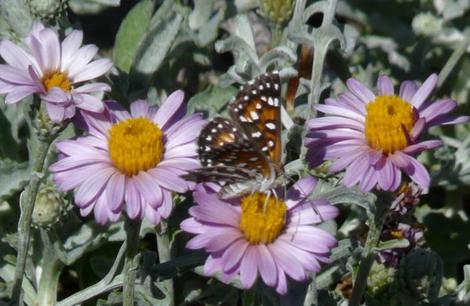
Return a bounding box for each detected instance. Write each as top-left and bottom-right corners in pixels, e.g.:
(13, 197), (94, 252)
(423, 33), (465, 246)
(182, 71), (282, 199)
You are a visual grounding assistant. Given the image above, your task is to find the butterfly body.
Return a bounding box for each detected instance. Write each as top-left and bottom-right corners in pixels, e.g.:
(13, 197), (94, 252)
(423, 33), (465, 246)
(182, 71), (282, 199)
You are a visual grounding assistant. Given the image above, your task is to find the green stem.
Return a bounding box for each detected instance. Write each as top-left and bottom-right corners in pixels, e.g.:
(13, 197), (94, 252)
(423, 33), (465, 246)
(36, 229), (64, 306)
(303, 273), (318, 306)
(11, 134), (54, 305)
(56, 242), (127, 306)
(437, 27), (470, 90)
(271, 23), (283, 48)
(299, 0), (339, 159)
(123, 217), (142, 306)
(157, 220), (174, 306)
(349, 193), (392, 306)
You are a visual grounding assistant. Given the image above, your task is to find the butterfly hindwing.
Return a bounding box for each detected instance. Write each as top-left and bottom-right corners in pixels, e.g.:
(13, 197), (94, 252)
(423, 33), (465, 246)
(229, 71), (282, 166)
(196, 117), (271, 177)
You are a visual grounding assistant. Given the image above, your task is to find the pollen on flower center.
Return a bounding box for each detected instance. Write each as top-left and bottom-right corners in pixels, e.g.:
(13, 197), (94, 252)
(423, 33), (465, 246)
(365, 95), (416, 154)
(239, 192), (286, 244)
(108, 117), (164, 177)
(42, 71), (72, 92)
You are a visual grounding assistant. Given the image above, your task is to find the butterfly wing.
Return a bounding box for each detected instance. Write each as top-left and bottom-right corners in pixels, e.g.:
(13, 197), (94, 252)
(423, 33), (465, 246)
(229, 71), (282, 166)
(182, 117), (271, 184)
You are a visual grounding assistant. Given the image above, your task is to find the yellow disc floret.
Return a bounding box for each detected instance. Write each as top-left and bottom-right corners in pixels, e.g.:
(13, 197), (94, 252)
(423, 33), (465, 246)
(42, 71), (72, 92)
(108, 117), (164, 177)
(239, 192), (287, 244)
(365, 95), (416, 154)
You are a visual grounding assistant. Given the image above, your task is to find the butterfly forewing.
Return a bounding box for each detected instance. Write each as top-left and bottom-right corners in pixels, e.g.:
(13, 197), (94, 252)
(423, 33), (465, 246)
(184, 117), (271, 180)
(229, 72), (282, 166)
(182, 72), (282, 198)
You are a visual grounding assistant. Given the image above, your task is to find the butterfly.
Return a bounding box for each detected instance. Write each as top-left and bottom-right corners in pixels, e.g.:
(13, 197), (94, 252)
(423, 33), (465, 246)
(182, 71), (283, 199)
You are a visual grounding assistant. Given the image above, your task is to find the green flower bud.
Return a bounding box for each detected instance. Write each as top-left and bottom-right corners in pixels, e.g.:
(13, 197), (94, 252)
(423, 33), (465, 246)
(28, 0), (64, 20)
(367, 263), (396, 297)
(32, 183), (64, 228)
(258, 0), (295, 25)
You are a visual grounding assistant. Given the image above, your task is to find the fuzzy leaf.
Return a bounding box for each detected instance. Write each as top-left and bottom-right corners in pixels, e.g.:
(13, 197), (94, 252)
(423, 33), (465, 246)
(188, 0), (215, 29)
(0, 0), (32, 36)
(0, 107), (20, 160)
(187, 84), (238, 116)
(0, 159), (30, 201)
(375, 239), (410, 251)
(131, 5), (182, 86)
(113, 0), (155, 73)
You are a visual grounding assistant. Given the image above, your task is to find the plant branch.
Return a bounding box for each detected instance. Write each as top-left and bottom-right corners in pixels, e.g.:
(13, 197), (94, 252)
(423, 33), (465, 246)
(157, 220), (174, 306)
(11, 132), (55, 305)
(123, 217), (142, 306)
(349, 193), (393, 306)
(56, 241), (127, 306)
(437, 27), (470, 90)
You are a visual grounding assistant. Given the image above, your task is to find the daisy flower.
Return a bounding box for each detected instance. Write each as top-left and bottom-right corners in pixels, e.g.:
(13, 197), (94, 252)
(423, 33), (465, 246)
(305, 74), (469, 192)
(0, 22), (112, 122)
(181, 177), (339, 294)
(49, 91), (206, 224)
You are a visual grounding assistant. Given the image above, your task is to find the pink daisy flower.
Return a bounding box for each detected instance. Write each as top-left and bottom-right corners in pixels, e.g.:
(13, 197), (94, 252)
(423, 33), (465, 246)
(0, 22), (112, 122)
(181, 177), (339, 294)
(305, 74), (469, 192)
(49, 91), (206, 224)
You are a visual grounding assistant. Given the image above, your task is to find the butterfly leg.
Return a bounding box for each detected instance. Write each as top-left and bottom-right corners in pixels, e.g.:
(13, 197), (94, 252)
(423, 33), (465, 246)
(262, 189), (272, 213)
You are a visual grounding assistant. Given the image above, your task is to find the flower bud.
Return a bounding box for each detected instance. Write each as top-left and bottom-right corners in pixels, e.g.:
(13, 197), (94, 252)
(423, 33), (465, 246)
(258, 0), (295, 25)
(32, 183), (64, 228)
(29, 0), (64, 20)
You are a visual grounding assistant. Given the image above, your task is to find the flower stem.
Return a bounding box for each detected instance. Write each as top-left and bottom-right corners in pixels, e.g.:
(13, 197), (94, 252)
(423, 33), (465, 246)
(123, 217), (142, 306)
(36, 229), (64, 306)
(157, 220), (174, 306)
(303, 272), (318, 306)
(56, 242), (127, 306)
(11, 133), (54, 305)
(349, 192), (393, 306)
(437, 27), (470, 90)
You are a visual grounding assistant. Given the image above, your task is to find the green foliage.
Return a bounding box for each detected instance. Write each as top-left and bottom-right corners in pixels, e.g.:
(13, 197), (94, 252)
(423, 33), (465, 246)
(113, 0), (155, 74)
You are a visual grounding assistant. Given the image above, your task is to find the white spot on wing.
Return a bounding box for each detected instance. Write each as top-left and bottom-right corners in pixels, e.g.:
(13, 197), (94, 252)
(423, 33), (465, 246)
(249, 157), (259, 161)
(251, 131), (262, 138)
(206, 135), (212, 141)
(266, 122), (276, 130)
(268, 140), (275, 147)
(250, 111), (259, 120)
(274, 83), (279, 90)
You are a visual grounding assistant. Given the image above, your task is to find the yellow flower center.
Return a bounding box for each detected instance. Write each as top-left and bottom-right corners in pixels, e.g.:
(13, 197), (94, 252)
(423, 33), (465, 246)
(239, 192), (286, 244)
(108, 117), (164, 177)
(390, 229), (403, 239)
(42, 71), (72, 92)
(364, 96), (415, 154)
